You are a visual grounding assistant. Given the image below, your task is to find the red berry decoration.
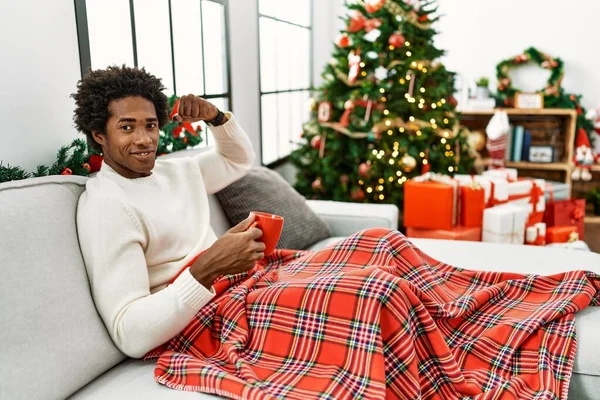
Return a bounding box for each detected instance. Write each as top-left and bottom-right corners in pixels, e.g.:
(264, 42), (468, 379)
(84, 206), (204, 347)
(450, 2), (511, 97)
(340, 175), (350, 184)
(61, 168), (73, 176)
(388, 33), (405, 48)
(82, 163), (91, 172)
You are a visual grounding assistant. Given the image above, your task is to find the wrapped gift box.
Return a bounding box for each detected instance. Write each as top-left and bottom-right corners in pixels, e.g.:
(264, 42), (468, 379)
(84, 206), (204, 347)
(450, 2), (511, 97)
(544, 181), (570, 202)
(454, 175), (509, 208)
(407, 226), (482, 241)
(460, 185), (485, 227)
(483, 168), (518, 182)
(404, 179), (456, 230)
(507, 179), (545, 225)
(543, 199), (585, 240)
(525, 222), (546, 246)
(546, 225), (579, 244)
(482, 204), (529, 244)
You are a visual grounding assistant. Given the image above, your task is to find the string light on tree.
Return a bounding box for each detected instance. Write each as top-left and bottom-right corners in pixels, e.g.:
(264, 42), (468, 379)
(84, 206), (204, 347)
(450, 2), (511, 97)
(289, 0), (474, 207)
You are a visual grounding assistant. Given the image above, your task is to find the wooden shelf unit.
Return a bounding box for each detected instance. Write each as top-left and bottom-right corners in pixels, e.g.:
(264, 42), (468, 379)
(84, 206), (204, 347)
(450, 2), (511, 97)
(585, 215), (600, 224)
(460, 108), (577, 188)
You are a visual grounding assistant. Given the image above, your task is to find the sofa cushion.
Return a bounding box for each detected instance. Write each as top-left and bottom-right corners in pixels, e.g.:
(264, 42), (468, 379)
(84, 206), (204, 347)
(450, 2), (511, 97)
(215, 166), (331, 250)
(69, 359), (219, 399)
(0, 176), (125, 400)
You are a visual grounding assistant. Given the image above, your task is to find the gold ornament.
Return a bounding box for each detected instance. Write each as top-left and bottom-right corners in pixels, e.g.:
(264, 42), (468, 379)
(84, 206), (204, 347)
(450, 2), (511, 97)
(307, 98), (318, 112)
(467, 131), (486, 152)
(401, 154), (417, 172)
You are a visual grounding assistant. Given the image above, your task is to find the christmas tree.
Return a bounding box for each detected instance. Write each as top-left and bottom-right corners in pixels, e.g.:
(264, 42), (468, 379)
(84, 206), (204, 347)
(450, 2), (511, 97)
(291, 0), (474, 206)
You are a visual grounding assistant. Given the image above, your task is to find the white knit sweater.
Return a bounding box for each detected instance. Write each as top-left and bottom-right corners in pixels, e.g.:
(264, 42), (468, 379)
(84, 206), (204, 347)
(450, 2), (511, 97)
(77, 115), (255, 358)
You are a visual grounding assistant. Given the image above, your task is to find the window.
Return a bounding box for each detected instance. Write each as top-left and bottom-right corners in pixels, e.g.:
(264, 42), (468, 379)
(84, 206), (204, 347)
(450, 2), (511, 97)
(74, 0), (231, 146)
(258, 0), (313, 165)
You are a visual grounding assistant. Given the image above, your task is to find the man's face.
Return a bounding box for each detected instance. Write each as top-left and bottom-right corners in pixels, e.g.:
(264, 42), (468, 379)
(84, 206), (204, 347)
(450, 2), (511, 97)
(93, 96), (160, 178)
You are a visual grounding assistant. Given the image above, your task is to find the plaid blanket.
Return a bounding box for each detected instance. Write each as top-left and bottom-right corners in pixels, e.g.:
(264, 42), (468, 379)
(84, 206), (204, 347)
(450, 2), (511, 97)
(145, 228), (599, 399)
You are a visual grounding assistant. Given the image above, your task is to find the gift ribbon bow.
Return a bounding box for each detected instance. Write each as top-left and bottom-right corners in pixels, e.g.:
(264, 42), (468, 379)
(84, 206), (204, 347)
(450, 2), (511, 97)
(568, 231), (580, 243)
(571, 207), (584, 224)
(508, 181), (543, 213)
(170, 98), (201, 137)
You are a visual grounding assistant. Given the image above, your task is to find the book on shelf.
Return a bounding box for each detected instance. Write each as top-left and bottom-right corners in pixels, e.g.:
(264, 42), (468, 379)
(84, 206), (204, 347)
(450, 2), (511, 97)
(521, 130), (532, 162)
(512, 125), (525, 162)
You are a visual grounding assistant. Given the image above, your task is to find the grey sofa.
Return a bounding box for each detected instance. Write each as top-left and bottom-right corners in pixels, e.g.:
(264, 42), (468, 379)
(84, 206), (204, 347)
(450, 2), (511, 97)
(1, 165), (599, 399)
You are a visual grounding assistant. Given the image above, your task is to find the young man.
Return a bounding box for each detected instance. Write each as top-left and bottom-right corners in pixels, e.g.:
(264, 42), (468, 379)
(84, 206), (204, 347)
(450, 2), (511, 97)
(74, 65), (263, 358)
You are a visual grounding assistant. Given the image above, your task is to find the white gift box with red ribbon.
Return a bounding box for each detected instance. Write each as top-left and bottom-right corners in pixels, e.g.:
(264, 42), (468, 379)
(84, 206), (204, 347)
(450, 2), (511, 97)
(482, 203), (529, 244)
(506, 179), (546, 223)
(483, 168), (519, 182)
(454, 175), (509, 208)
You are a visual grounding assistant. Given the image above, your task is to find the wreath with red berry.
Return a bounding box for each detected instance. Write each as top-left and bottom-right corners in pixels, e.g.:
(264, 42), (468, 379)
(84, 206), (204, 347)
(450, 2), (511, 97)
(494, 46), (595, 146)
(495, 47), (564, 107)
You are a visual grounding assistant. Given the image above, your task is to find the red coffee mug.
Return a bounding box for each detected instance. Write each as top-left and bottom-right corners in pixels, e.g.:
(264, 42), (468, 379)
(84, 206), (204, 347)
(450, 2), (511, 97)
(252, 212), (284, 256)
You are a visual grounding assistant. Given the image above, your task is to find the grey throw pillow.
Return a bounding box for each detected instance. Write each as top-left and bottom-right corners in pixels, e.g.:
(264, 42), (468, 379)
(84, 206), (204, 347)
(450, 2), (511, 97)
(216, 166), (331, 250)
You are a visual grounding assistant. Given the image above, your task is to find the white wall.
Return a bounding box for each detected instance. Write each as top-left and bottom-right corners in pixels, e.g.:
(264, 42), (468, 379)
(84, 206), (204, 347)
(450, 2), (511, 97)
(435, 0), (600, 110)
(0, 0), (82, 171)
(318, 0), (600, 110)
(0, 0), (335, 172)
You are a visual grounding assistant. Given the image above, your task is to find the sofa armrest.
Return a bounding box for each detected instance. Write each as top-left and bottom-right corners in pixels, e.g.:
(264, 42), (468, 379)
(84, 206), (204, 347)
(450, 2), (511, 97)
(306, 200), (399, 237)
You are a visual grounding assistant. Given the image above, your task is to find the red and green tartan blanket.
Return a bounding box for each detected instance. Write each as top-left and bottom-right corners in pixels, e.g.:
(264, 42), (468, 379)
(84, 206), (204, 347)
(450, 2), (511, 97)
(145, 228), (599, 399)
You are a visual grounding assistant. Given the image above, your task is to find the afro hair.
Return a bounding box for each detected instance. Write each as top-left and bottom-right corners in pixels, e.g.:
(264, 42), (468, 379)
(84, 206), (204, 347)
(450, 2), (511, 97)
(72, 65), (169, 153)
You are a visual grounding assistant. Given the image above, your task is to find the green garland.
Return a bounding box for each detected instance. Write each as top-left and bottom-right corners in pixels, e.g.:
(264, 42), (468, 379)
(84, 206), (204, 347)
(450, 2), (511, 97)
(495, 47), (564, 105)
(494, 46), (595, 141)
(0, 95), (203, 184)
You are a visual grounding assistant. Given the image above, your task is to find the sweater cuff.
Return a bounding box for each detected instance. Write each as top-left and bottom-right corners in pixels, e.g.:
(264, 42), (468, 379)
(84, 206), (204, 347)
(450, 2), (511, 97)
(208, 112), (240, 138)
(171, 268), (215, 309)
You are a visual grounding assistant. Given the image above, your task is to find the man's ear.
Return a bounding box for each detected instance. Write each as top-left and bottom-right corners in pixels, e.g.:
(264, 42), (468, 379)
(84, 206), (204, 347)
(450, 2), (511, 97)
(91, 131), (106, 147)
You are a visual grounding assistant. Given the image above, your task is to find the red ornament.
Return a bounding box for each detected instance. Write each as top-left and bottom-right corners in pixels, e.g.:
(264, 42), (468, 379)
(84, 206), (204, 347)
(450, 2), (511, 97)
(312, 178), (323, 191)
(336, 34), (352, 48)
(418, 14), (429, 22)
(364, 18), (382, 32)
(351, 188), (366, 201)
(82, 163), (91, 172)
(88, 155), (103, 173)
(365, 0), (385, 13)
(448, 96), (458, 107)
(311, 135), (322, 150)
(388, 33), (405, 48)
(183, 136), (189, 144)
(340, 174), (350, 185)
(358, 162), (371, 178)
(570, 95), (577, 101)
(61, 167), (73, 176)
(347, 10), (366, 33)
